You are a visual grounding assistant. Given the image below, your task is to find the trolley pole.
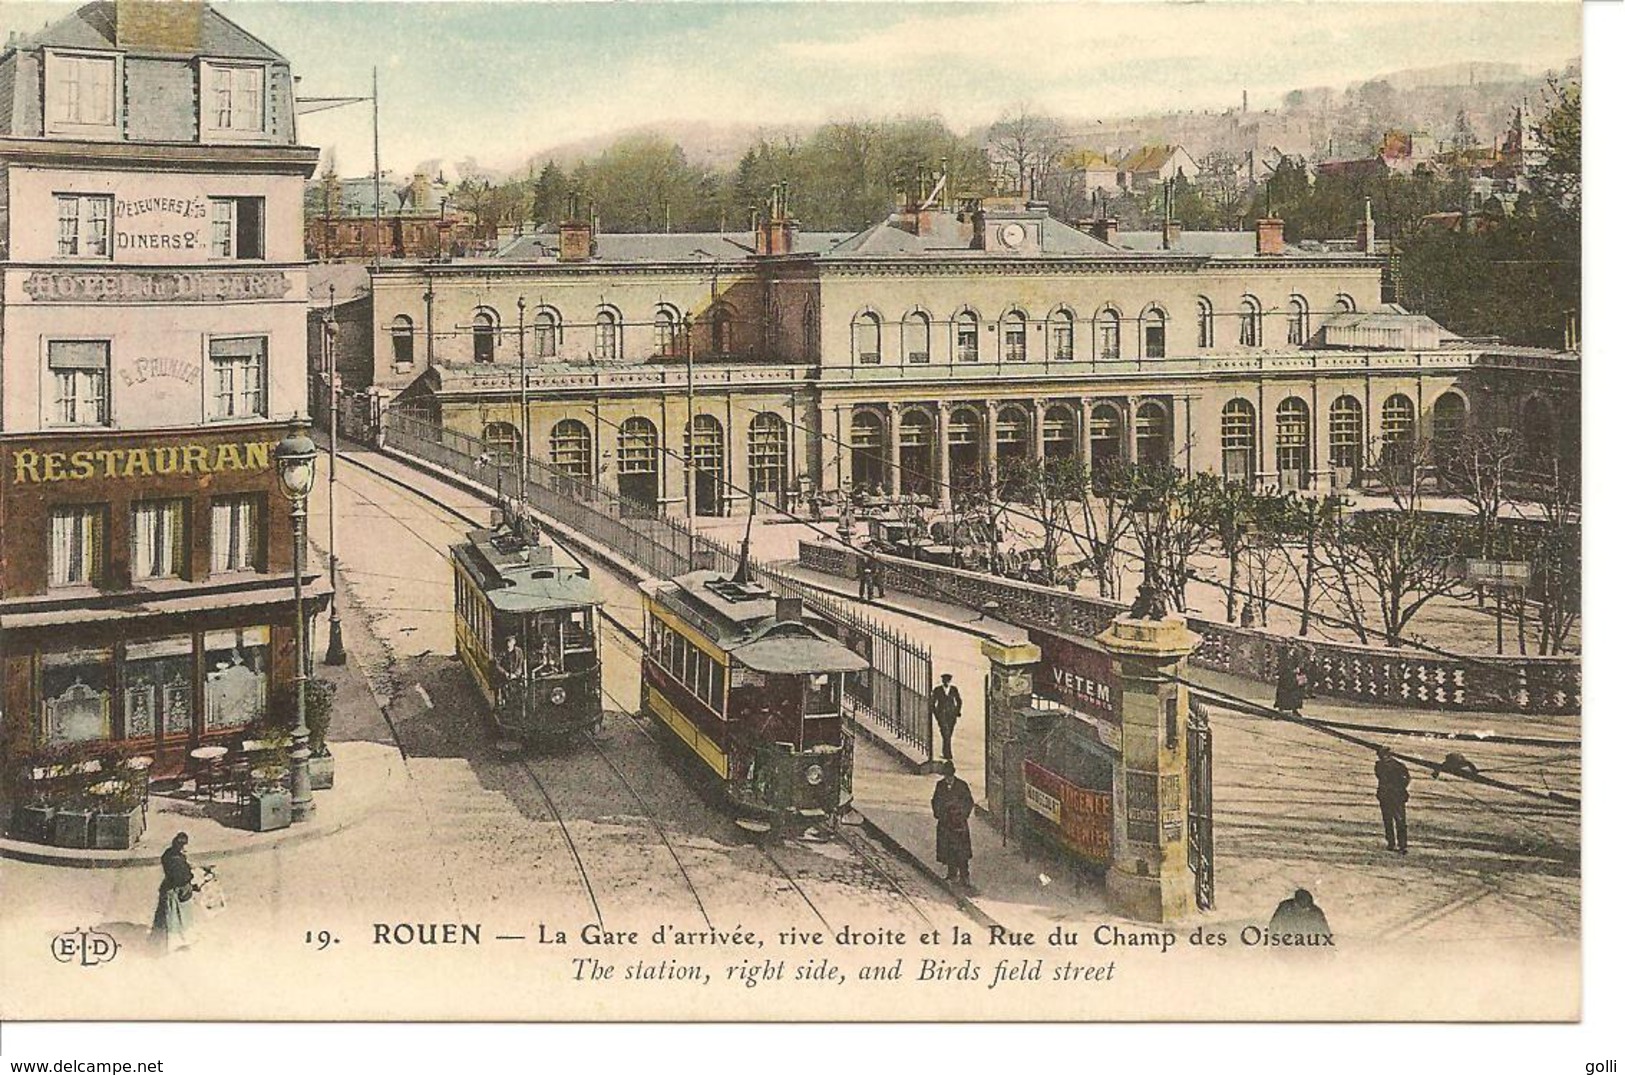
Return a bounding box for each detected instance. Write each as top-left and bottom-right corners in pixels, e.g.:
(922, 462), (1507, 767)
(517, 296), (529, 530)
(323, 283), (346, 665)
(684, 312), (696, 523)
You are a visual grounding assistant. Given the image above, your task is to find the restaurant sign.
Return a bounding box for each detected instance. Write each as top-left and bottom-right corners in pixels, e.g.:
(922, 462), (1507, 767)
(12, 441), (275, 485)
(1030, 626), (1117, 726)
(22, 270), (292, 304)
(1024, 760), (1111, 866)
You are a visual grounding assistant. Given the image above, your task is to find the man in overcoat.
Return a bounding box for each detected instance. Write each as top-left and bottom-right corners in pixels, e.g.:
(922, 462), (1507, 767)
(932, 762), (974, 885)
(1375, 747), (1412, 853)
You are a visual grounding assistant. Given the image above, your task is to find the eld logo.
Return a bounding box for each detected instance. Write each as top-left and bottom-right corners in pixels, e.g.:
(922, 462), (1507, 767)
(51, 927), (120, 966)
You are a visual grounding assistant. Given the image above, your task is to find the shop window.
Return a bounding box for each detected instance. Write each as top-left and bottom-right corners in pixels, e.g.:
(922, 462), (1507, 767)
(203, 627), (269, 732)
(124, 636), (194, 740)
(41, 648), (113, 745)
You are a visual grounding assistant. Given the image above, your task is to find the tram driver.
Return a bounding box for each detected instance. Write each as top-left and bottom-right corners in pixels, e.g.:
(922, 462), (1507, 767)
(497, 634), (528, 707)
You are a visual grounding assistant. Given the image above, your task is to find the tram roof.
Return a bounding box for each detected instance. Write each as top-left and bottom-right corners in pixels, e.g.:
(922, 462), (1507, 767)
(640, 571), (868, 672)
(453, 530), (602, 612)
(733, 633), (869, 674)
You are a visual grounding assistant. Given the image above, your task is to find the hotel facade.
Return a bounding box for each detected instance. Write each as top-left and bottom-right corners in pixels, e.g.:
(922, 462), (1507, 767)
(369, 195), (1578, 517)
(0, 1), (322, 782)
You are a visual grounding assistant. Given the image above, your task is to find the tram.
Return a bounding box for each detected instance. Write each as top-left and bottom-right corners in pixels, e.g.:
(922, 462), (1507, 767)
(452, 514), (604, 741)
(638, 567), (866, 827)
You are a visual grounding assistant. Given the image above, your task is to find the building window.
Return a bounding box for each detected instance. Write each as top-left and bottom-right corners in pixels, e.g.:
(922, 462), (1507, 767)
(852, 411), (886, 491)
(535, 309), (560, 358)
(48, 340), (110, 426)
(124, 637), (194, 740)
(955, 312), (980, 363)
(1003, 311), (1028, 363)
(49, 505), (106, 588)
(1240, 296), (1263, 347)
(46, 52), (117, 133)
(1135, 400), (1171, 467)
(1096, 310), (1120, 361)
(1433, 392), (1467, 451)
(748, 413), (789, 495)
(203, 627), (270, 732)
(655, 308), (679, 357)
(594, 309), (621, 362)
(550, 419), (593, 479)
(904, 311), (930, 364)
(1335, 294), (1357, 314)
(211, 495), (263, 573)
(209, 197), (265, 259)
(56, 194), (112, 257)
(41, 649), (113, 745)
(1042, 405), (1076, 459)
(711, 306), (734, 356)
(1197, 298), (1215, 349)
(391, 315), (414, 368)
(472, 310), (497, 363)
(131, 499), (186, 580)
(1143, 308), (1166, 359)
(1380, 393), (1416, 467)
(482, 421), (521, 468)
(204, 63), (266, 136)
(1220, 398), (1256, 484)
(1329, 395), (1364, 474)
(854, 311), (882, 364)
(617, 418), (659, 476)
(209, 336), (267, 420)
(1288, 295), (1309, 346)
(1276, 397), (1311, 485)
(1051, 311), (1075, 361)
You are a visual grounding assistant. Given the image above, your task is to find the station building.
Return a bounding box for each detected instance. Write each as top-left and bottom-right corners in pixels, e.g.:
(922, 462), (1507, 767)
(0, 1), (323, 780)
(366, 192), (1577, 520)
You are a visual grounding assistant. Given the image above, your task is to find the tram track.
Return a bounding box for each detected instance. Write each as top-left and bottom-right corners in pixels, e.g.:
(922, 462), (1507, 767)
(337, 445), (964, 931)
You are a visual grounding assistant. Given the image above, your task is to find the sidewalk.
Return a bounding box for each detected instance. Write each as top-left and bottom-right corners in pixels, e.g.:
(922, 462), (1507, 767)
(0, 578), (402, 869)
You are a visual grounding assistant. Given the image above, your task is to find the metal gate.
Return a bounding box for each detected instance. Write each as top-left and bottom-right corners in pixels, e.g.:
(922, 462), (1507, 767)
(1187, 700), (1215, 911)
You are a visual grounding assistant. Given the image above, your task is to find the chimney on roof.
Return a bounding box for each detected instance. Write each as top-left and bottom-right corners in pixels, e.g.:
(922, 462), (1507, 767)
(1160, 179), (1182, 250)
(115, 0), (203, 51)
(775, 595), (803, 624)
(1356, 197), (1377, 253)
(558, 191), (594, 262)
(409, 172), (431, 212)
(758, 181), (796, 256)
(1255, 216), (1286, 256)
(1088, 215), (1119, 246)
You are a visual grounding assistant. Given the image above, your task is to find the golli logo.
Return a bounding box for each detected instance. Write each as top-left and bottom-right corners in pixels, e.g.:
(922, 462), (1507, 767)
(51, 927), (120, 966)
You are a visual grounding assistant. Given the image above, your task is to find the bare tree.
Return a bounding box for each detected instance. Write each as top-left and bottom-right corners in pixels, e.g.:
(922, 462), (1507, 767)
(1277, 492), (1343, 638)
(1437, 426), (1523, 559)
(986, 106), (1066, 195)
(1525, 453), (1581, 655)
(1116, 465), (1217, 614)
(1067, 461), (1133, 600)
(1001, 456), (1090, 586)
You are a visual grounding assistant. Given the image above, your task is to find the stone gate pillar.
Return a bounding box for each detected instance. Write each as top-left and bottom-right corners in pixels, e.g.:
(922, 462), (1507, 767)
(1095, 612), (1202, 923)
(980, 637), (1042, 836)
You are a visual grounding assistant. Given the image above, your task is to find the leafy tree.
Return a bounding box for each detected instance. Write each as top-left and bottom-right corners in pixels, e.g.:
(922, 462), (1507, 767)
(530, 160), (567, 227)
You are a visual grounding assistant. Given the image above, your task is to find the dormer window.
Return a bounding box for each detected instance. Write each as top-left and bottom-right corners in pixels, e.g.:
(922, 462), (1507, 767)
(201, 62), (267, 140)
(45, 51), (120, 137)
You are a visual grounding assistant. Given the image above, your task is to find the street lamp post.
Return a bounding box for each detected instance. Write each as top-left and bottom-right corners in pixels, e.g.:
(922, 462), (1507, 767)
(683, 312), (696, 522)
(275, 424), (319, 822)
(517, 296), (529, 527)
(1129, 487), (1171, 621)
(323, 289), (346, 666)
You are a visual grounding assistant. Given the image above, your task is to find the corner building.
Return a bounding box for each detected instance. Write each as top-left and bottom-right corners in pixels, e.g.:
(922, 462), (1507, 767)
(373, 197), (1576, 520)
(0, 1), (322, 781)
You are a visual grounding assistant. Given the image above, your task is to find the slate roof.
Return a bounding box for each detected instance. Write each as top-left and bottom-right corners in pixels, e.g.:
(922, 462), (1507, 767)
(13, 2), (285, 61)
(1114, 230), (1366, 259)
(825, 213), (1123, 259)
(492, 230), (850, 264)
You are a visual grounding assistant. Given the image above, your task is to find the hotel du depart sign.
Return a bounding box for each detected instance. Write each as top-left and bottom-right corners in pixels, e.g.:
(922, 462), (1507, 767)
(22, 269), (292, 303)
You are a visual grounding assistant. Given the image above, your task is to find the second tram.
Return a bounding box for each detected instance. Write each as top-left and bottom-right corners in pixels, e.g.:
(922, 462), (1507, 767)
(638, 569), (866, 826)
(452, 517), (604, 741)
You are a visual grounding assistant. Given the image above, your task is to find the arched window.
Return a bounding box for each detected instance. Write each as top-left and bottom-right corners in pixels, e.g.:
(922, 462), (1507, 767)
(1334, 294), (1357, 314)
(1220, 398), (1256, 484)
(1276, 397), (1311, 488)
(1002, 310), (1028, 363)
(1197, 297), (1215, 349)
(654, 307), (679, 358)
(616, 417), (660, 508)
(955, 311), (980, 363)
(1096, 308), (1121, 361)
(1143, 307), (1167, 359)
(1239, 296), (1262, 348)
(1050, 309), (1075, 362)
(1089, 402), (1123, 473)
(472, 308), (497, 363)
(549, 419), (592, 480)
(1380, 393), (1416, 468)
(904, 310), (931, 365)
(947, 407), (982, 495)
(747, 413), (788, 498)
(851, 410), (887, 492)
(711, 305), (734, 357)
(686, 414), (726, 516)
(594, 309), (621, 362)
(1135, 399), (1171, 467)
(995, 406), (1030, 466)
(1042, 404), (1076, 459)
(853, 311), (882, 365)
(1523, 396), (1554, 461)
(533, 308), (560, 359)
(1433, 392), (1467, 451)
(481, 421), (519, 467)
(898, 410), (934, 495)
(1329, 395), (1364, 479)
(1287, 295), (1309, 346)
(390, 314), (414, 367)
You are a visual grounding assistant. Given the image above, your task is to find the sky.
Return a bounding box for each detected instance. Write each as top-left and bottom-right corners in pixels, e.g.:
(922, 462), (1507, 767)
(0, 0), (1582, 177)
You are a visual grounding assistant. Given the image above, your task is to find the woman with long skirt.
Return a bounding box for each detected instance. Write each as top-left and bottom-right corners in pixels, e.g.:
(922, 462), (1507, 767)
(151, 832), (198, 953)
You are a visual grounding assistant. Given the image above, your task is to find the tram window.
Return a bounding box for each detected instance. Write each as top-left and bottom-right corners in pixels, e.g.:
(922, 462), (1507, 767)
(709, 663), (724, 711)
(562, 609), (593, 652)
(806, 673), (840, 717)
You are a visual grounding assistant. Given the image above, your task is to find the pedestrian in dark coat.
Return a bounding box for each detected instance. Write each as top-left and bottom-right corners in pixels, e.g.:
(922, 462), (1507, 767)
(856, 557), (872, 601)
(929, 674), (962, 762)
(1268, 888), (1333, 942)
(1375, 747), (1411, 853)
(1274, 650), (1309, 715)
(151, 833), (198, 953)
(932, 762), (973, 885)
(867, 553), (885, 599)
